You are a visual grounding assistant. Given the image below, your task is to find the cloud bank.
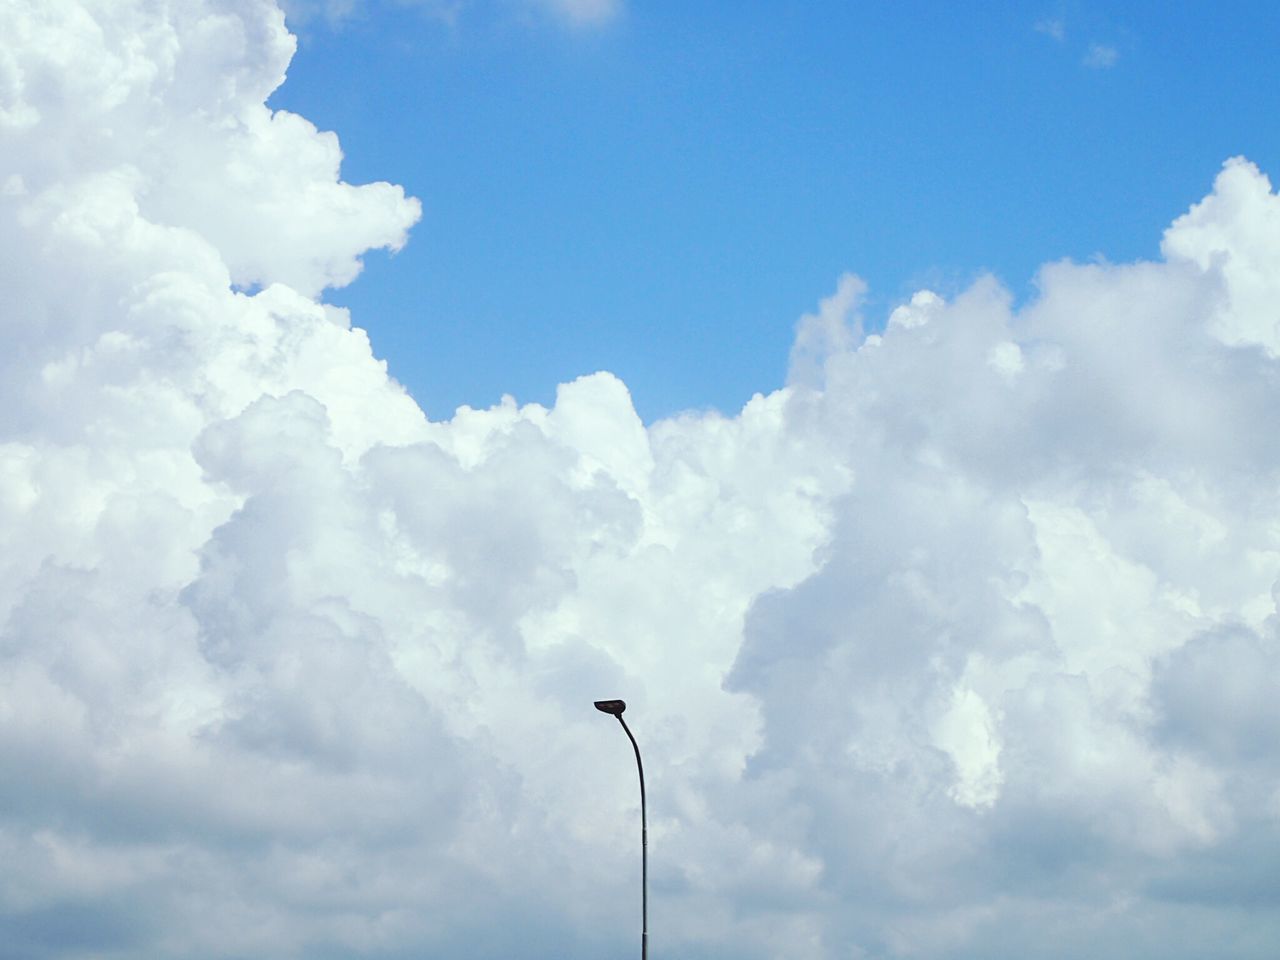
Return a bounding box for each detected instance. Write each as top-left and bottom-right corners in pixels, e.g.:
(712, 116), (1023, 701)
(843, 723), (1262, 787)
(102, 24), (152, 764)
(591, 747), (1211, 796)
(3, 2), (1280, 958)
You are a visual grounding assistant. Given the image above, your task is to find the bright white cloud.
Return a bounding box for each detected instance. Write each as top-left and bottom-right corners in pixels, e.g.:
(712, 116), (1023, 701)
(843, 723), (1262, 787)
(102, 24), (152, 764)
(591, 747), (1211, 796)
(4, 2), (1280, 959)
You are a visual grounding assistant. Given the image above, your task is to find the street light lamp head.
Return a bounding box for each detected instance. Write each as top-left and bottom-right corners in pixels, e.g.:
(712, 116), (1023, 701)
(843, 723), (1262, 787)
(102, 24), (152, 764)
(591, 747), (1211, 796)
(594, 699), (627, 716)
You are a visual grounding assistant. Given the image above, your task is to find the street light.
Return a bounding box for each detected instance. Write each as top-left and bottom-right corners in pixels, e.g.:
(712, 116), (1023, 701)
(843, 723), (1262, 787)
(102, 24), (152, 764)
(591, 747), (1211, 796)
(594, 698), (647, 960)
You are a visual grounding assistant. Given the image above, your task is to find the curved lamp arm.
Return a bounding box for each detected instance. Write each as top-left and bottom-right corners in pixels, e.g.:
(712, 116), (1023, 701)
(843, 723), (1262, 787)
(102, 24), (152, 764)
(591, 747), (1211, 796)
(594, 699), (647, 960)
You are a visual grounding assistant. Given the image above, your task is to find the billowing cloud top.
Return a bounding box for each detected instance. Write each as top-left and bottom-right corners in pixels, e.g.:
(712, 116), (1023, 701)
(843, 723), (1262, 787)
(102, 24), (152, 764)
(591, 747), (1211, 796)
(4, 2), (1280, 958)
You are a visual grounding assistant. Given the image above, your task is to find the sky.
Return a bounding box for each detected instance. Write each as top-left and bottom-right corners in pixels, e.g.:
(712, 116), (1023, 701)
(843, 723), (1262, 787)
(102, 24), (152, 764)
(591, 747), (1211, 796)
(269, 0), (1280, 421)
(5, 2), (1280, 959)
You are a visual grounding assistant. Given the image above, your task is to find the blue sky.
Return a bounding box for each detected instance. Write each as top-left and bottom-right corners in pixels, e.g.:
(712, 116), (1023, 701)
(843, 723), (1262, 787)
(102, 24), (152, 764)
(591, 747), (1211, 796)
(272, 1), (1280, 421)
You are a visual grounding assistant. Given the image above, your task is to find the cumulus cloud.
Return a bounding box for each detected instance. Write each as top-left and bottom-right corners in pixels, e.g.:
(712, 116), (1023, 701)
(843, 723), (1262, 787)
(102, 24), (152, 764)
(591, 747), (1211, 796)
(4, 2), (1280, 959)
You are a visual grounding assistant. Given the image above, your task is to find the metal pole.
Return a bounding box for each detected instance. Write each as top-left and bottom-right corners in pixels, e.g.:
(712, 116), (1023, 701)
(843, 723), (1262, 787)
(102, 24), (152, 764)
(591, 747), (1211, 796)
(616, 714), (647, 960)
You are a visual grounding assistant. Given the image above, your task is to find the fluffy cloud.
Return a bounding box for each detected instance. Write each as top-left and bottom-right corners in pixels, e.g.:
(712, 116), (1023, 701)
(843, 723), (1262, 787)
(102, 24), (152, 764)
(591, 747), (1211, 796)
(4, 3), (1280, 959)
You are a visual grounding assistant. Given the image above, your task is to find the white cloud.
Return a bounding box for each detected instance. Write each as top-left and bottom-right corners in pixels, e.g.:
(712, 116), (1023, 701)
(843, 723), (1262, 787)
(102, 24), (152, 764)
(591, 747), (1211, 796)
(4, 1), (1280, 958)
(1084, 42), (1119, 68)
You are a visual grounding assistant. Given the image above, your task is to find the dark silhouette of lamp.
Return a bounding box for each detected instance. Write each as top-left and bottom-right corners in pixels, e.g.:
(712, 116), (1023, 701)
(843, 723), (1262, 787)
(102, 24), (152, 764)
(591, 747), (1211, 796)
(594, 699), (647, 960)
